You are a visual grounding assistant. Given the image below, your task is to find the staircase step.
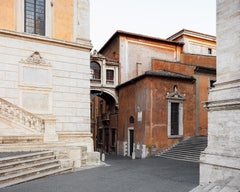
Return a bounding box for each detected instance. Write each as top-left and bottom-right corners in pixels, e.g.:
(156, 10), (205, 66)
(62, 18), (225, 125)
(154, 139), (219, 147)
(0, 155), (56, 170)
(156, 136), (207, 162)
(159, 155), (199, 162)
(0, 164), (61, 183)
(0, 151), (53, 164)
(0, 167), (72, 189)
(0, 159), (59, 176)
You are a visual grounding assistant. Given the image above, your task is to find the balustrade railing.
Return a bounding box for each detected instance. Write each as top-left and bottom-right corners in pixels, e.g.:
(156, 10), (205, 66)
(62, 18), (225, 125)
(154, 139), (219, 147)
(0, 98), (44, 132)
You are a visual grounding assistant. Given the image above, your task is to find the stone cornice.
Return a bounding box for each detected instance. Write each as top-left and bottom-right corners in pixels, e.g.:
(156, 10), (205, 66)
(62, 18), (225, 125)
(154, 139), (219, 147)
(0, 29), (92, 51)
(203, 98), (240, 111)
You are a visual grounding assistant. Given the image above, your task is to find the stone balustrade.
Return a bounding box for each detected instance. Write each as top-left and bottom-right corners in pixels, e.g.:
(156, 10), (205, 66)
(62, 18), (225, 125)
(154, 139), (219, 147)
(0, 98), (44, 133)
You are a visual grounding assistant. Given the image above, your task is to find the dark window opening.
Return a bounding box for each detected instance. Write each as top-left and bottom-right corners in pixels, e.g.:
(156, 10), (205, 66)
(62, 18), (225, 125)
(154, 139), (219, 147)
(171, 103), (179, 135)
(106, 69), (114, 84)
(24, 0), (45, 35)
(129, 116), (134, 124)
(208, 48), (212, 55)
(210, 80), (216, 89)
(90, 61), (101, 81)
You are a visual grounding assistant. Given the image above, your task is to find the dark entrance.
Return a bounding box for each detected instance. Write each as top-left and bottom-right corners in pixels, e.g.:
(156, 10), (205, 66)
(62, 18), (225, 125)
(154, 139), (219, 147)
(171, 103), (179, 135)
(129, 129), (134, 156)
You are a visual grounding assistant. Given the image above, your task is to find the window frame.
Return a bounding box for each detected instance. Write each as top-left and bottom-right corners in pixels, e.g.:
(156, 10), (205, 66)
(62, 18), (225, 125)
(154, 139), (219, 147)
(24, 0), (46, 36)
(90, 61), (101, 82)
(166, 86), (185, 138)
(106, 69), (114, 84)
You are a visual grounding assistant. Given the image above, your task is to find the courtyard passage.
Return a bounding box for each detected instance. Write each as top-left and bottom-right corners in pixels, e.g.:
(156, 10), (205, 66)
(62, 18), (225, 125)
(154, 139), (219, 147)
(0, 155), (199, 192)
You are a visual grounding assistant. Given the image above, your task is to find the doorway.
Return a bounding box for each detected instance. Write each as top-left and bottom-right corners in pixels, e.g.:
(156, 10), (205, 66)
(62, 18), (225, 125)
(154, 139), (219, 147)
(128, 128), (134, 156)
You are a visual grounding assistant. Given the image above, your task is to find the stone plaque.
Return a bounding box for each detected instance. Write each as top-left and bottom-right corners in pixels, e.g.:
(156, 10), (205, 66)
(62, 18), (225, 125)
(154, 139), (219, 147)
(23, 66), (49, 85)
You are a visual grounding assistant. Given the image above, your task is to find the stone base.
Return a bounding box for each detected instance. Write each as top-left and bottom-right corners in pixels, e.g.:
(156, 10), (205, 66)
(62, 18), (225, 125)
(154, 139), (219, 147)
(200, 149), (240, 184)
(86, 152), (100, 166)
(190, 174), (240, 192)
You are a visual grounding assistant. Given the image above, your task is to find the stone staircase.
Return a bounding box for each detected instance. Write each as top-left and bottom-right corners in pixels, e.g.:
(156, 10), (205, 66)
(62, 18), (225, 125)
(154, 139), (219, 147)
(156, 136), (207, 162)
(0, 151), (72, 189)
(190, 175), (240, 192)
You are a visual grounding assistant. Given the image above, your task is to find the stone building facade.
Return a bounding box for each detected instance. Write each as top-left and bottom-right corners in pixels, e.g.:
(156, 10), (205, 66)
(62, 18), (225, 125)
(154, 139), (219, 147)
(117, 71), (196, 158)
(98, 30), (216, 157)
(0, 0), (99, 166)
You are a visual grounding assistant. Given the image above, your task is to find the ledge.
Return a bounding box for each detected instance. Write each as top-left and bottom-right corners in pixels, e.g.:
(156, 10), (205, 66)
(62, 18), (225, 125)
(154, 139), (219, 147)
(0, 29), (92, 51)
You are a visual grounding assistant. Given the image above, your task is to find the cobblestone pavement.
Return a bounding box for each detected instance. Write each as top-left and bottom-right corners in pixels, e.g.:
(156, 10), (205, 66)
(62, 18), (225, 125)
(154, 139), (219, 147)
(0, 155), (199, 192)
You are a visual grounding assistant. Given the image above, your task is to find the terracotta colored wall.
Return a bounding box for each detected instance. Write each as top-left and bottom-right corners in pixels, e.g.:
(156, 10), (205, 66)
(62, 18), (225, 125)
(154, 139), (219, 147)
(118, 76), (196, 153)
(152, 60), (194, 75)
(100, 37), (120, 60)
(180, 53), (216, 68)
(53, 0), (74, 41)
(0, 0), (15, 30)
(152, 55), (216, 137)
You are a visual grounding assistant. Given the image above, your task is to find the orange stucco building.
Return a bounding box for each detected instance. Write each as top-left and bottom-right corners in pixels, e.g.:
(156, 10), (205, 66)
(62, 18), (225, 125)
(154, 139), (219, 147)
(96, 29), (216, 158)
(117, 71), (196, 158)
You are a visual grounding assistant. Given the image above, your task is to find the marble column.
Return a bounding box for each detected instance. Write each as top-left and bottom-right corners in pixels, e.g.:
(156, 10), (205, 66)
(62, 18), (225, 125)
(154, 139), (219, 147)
(200, 0), (240, 183)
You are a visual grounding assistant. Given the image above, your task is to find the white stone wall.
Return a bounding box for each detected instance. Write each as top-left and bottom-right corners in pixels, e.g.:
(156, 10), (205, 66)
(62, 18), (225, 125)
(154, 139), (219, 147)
(182, 38), (216, 56)
(0, 34), (91, 133)
(200, 0), (240, 184)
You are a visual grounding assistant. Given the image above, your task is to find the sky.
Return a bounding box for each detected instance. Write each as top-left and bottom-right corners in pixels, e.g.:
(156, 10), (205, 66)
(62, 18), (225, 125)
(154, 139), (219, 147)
(90, 0), (216, 51)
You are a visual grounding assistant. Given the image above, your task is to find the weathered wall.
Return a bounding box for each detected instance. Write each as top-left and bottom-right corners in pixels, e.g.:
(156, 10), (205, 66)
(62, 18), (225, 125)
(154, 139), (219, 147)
(152, 55), (216, 136)
(181, 35), (216, 56)
(117, 75), (196, 157)
(0, 0), (90, 42)
(0, 31), (91, 148)
(180, 53), (216, 68)
(0, 0), (15, 30)
(54, 0), (74, 41)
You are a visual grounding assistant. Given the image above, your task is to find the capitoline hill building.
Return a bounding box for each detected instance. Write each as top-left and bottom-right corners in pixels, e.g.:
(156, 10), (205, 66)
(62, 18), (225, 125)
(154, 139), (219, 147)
(91, 29), (216, 158)
(0, 0), (100, 166)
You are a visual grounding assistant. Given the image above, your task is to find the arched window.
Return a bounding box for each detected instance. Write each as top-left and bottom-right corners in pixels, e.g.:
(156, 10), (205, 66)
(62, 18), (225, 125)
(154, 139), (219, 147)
(90, 61), (101, 80)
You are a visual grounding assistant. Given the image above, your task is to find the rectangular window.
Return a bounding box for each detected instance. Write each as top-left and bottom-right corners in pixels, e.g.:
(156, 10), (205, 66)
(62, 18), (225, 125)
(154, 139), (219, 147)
(25, 0), (45, 35)
(208, 48), (212, 55)
(106, 69), (114, 84)
(210, 80), (216, 88)
(171, 103), (179, 135)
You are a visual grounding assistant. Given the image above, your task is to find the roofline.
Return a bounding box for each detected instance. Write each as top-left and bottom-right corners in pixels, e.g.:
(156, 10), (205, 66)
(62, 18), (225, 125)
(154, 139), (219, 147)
(116, 70), (195, 90)
(99, 30), (184, 53)
(167, 29), (216, 41)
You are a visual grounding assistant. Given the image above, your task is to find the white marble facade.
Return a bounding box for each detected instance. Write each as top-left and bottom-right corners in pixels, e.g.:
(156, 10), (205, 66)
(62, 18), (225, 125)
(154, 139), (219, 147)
(0, 29), (93, 150)
(200, 0), (240, 184)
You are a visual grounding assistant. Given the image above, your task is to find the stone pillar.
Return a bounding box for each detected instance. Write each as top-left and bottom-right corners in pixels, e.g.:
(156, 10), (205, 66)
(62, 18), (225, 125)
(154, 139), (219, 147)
(74, 0), (90, 43)
(43, 115), (58, 143)
(200, 0), (240, 184)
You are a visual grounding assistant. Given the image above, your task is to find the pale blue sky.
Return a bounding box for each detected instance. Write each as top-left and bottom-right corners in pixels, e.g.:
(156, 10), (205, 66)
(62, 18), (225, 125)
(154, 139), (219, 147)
(90, 0), (216, 50)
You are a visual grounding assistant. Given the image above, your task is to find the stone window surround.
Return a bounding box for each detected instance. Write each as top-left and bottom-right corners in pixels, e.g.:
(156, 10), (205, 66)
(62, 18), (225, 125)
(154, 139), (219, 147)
(167, 100), (184, 138)
(166, 86), (185, 138)
(16, 0), (53, 37)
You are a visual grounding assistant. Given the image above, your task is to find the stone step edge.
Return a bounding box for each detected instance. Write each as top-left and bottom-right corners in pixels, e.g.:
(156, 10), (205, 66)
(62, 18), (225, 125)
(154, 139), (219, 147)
(0, 151), (53, 163)
(0, 163), (60, 183)
(159, 156), (199, 163)
(158, 152), (200, 158)
(0, 159), (59, 176)
(0, 155), (56, 170)
(0, 167), (72, 189)
(158, 153), (200, 160)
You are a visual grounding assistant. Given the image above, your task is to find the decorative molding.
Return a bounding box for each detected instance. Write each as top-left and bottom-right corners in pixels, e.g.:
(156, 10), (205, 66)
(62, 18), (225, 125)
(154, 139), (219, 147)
(166, 86), (186, 100)
(203, 98), (240, 111)
(20, 51), (50, 66)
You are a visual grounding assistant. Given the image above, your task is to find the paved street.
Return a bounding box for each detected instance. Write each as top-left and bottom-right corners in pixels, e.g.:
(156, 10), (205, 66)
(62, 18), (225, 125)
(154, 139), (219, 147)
(0, 156), (199, 192)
